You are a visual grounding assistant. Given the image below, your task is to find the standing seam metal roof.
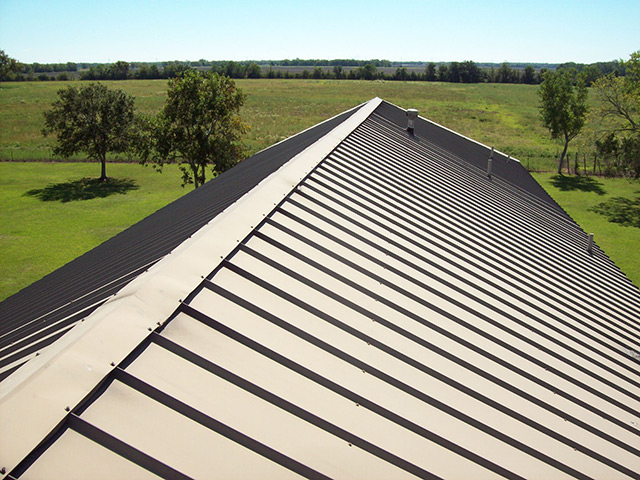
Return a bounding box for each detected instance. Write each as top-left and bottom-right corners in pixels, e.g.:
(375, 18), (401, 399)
(1, 98), (639, 479)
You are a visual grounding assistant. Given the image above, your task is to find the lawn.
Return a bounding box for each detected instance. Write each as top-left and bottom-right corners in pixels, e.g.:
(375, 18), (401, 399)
(0, 162), (186, 300)
(0, 80), (638, 300)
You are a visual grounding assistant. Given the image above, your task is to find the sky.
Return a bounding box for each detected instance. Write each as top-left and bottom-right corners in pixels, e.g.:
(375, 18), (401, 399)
(1, 0), (639, 65)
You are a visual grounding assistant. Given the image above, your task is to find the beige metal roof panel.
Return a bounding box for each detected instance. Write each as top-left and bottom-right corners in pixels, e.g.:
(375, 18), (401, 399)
(185, 269), (635, 477)
(295, 174), (637, 346)
(264, 197), (640, 401)
(304, 152), (640, 366)
(126, 340), (421, 480)
(328, 125), (640, 312)
(81, 378), (303, 480)
(261, 202), (640, 412)
(21, 429), (161, 480)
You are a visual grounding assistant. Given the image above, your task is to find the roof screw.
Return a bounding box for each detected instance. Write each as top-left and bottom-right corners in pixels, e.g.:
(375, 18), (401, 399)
(65, 406), (70, 412)
(587, 233), (594, 254)
(0, 467), (6, 474)
(110, 362), (115, 367)
(148, 327), (152, 331)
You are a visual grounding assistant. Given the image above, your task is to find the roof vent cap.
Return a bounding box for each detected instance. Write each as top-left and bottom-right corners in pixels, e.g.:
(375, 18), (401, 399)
(406, 109), (418, 134)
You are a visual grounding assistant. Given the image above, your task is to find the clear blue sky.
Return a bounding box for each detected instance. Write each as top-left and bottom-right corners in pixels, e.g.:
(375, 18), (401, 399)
(1, 0), (638, 64)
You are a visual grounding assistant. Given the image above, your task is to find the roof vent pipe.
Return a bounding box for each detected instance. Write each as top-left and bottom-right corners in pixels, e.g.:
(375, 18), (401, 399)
(587, 232), (594, 254)
(487, 147), (494, 178)
(406, 109), (418, 134)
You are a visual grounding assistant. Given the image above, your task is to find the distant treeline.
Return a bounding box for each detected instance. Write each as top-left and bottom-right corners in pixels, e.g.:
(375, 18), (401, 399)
(5, 58), (626, 86)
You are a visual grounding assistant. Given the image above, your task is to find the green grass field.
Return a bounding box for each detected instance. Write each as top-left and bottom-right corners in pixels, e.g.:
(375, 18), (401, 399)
(0, 162), (186, 300)
(0, 80), (638, 300)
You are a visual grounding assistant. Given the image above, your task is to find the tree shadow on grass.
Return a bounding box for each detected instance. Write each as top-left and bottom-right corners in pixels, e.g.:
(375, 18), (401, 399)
(550, 174), (607, 195)
(25, 177), (139, 202)
(590, 195), (640, 229)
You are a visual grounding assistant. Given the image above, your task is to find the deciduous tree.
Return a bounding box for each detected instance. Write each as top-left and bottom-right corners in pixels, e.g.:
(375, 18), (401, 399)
(0, 50), (18, 86)
(538, 70), (589, 173)
(138, 70), (247, 188)
(42, 83), (136, 181)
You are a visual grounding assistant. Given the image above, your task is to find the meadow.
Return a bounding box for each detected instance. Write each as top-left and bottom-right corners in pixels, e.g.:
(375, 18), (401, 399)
(0, 80), (638, 300)
(1, 79), (561, 170)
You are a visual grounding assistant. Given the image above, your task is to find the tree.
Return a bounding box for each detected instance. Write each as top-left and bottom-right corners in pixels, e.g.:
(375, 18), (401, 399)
(522, 65), (536, 85)
(424, 63), (436, 81)
(357, 63), (378, 80)
(0, 50), (18, 86)
(138, 70), (248, 188)
(496, 62), (518, 83)
(42, 83), (135, 181)
(246, 62), (262, 79)
(437, 64), (448, 82)
(110, 60), (130, 80)
(459, 61), (483, 83)
(538, 70), (589, 173)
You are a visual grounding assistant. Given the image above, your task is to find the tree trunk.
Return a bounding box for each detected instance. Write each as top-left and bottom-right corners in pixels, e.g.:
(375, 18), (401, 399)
(557, 137), (569, 174)
(99, 157), (107, 182)
(193, 167), (200, 188)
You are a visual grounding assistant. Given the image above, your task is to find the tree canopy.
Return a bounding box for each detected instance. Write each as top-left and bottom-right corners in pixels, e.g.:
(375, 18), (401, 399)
(138, 70), (248, 188)
(42, 83), (136, 181)
(0, 50), (18, 86)
(538, 70), (589, 173)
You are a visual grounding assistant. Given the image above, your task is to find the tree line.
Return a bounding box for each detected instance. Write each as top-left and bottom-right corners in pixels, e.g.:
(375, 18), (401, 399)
(1, 52), (625, 85)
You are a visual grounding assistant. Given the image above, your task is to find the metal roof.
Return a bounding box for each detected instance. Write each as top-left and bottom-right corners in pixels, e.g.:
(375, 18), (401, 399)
(1, 98), (639, 479)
